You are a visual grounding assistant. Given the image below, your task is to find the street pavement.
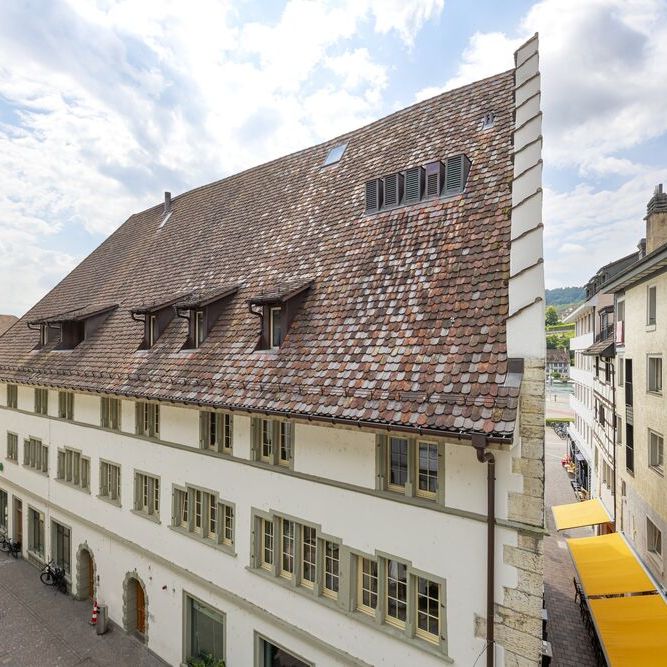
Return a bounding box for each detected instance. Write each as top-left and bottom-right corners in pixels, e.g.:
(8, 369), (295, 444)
(0, 551), (166, 667)
(543, 424), (599, 666)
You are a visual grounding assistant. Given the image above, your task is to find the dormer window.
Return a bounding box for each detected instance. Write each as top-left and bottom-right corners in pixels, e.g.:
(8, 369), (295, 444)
(174, 284), (238, 350)
(28, 304), (117, 351)
(248, 279), (313, 351)
(131, 293), (186, 350)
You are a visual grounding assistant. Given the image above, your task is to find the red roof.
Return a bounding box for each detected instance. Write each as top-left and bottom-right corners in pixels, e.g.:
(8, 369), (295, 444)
(0, 71), (519, 439)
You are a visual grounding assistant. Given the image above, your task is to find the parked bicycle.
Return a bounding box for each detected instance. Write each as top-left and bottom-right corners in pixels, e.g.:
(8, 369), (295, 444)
(0, 533), (21, 558)
(40, 560), (68, 593)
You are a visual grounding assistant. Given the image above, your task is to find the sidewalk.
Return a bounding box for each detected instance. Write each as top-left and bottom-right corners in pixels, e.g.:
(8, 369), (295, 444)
(543, 426), (598, 667)
(0, 551), (166, 667)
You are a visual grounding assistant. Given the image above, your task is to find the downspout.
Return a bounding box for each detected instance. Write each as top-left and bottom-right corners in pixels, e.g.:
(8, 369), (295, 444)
(611, 361), (617, 528)
(472, 433), (496, 667)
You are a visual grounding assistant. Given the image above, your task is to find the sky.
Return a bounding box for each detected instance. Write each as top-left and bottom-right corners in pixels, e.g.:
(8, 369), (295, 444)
(1, 0), (666, 316)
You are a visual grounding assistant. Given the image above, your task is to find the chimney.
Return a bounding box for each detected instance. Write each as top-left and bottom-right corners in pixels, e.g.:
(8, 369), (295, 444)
(645, 184), (667, 253)
(638, 238), (647, 259)
(164, 191), (172, 215)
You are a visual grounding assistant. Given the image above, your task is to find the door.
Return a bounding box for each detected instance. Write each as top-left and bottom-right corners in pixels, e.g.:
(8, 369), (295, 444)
(135, 580), (146, 635)
(13, 499), (22, 543)
(86, 552), (94, 600)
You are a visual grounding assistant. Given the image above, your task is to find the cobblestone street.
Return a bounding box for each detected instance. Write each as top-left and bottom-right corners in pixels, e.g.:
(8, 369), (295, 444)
(0, 551), (166, 667)
(543, 425), (598, 667)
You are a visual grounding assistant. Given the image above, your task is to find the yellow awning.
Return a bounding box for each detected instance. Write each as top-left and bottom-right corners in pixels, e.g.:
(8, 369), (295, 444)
(552, 498), (612, 530)
(567, 533), (656, 596)
(590, 595), (667, 666)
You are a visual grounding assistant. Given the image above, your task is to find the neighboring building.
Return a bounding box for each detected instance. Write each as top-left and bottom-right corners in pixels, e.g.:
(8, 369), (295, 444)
(0, 314), (17, 336)
(0, 37), (545, 666)
(603, 184), (667, 590)
(564, 251), (637, 504)
(546, 348), (569, 378)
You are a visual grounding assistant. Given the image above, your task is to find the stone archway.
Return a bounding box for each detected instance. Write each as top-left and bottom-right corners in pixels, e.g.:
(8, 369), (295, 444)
(75, 544), (96, 601)
(122, 570), (149, 641)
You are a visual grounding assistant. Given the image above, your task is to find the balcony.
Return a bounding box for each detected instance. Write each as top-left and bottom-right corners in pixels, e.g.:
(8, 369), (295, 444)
(571, 332), (594, 352)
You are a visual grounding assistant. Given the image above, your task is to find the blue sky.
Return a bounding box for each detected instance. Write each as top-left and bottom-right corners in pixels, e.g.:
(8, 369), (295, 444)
(1, 0), (666, 315)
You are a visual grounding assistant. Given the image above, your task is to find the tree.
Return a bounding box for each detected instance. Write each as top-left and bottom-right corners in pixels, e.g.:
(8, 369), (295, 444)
(545, 306), (559, 326)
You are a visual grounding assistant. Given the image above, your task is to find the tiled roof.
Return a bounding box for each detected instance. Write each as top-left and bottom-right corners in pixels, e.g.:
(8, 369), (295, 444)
(28, 303), (118, 325)
(0, 315), (17, 336)
(546, 349), (569, 364)
(0, 70), (520, 440)
(583, 336), (614, 357)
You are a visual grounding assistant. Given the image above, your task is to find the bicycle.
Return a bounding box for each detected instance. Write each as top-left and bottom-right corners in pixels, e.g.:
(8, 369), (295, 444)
(0, 535), (21, 558)
(40, 560), (68, 593)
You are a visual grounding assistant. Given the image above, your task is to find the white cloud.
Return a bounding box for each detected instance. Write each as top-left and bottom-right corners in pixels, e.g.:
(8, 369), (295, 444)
(0, 0), (444, 315)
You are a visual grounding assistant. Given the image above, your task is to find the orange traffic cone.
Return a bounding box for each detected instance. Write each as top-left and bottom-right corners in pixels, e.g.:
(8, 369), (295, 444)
(90, 600), (98, 626)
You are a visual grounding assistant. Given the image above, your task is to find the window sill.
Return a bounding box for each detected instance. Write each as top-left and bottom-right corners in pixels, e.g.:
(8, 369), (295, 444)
(646, 324), (656, 332)
(131, 509), (161, 525)
(97, 495), (122, 508)
(647, 390), (663, 397)
(649, 466), (665, 478)
(647, 551), (664, 575)
(55, 478), (91, 494)
(22, 466), (48, 477)
(168, 525), (235, 556)
(5, 458), (18, 465)
(247, 566), (452, 662)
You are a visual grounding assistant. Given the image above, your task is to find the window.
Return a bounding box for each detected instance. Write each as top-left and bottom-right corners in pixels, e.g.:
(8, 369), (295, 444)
(649, 431), (664, 475)
(200, 412), (233, 453)
(647, 517), (662, 560)
(57, 448), (90, 490)
(175, 488), (189, 528)
(136, 402), (159, 438)
(148, 314), (157, 347)
(270, 307), (282, 348)
(416, 577), (441, 644)
(28, 507), (45, 558)
(618, 356), (624, 386)
(280, 519), (295, 579)
(323, 142), (347, 166)
(417, 442), (438, 498)
(6, 384), (17, 409)
(23, 438), (48, 474)
(616, 416), (623, 444)
(194, 310), (205, 348)
(357, 557), (378, 616)
(187, 596), (225, 665)
(301, 526), (317, 589)
(99, 461), (121, 503)
(258, 636), (310, 667)
(134, 472), (160, 518)
(6, 432), (18, 462)
(100, 397), (121, 430)
(648, 356), (662, 393)
(58, 391), (74, 420)
(0, 489), (7, 532)
(323, 541), (340, 599)
(388, 437), (409, 490)
(173, 485), (234, 550)
(254, 419), (293, 466)
(261, 519), (274, 571)
(647, 285), (657, 326)
(34, 388), (48, 415)
(381, 436), (441, 501)
(52, 521), (71, 575)
(386, 559), (408, 628)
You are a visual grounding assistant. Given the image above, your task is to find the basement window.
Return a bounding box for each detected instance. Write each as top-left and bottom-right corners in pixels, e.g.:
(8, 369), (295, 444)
(323, 143), (347, 167)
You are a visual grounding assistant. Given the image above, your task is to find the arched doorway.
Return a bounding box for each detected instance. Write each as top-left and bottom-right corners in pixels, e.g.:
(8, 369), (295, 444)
(123, 572), (148, 640)
(75, 545), (96, 601)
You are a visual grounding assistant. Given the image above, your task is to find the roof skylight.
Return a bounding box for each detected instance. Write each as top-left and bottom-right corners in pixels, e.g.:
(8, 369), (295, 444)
(323, 143), (347, 166)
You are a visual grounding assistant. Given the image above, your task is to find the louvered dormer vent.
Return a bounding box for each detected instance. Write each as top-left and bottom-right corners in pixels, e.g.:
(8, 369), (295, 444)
(383, 173), (404, 208)
(364, 154), (470, 213)
(424, 161), (446, 198)
(444, 154), (472, 196)
(365, 178), (383, 212)
(404, 166), (425, 204)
